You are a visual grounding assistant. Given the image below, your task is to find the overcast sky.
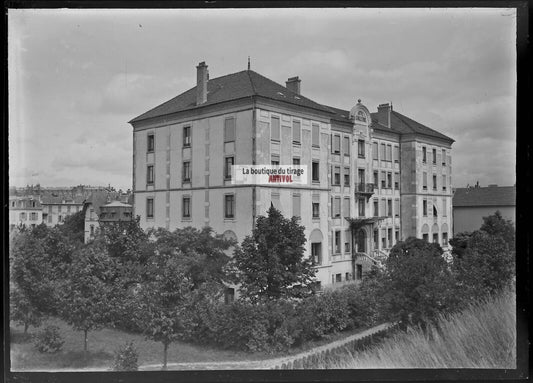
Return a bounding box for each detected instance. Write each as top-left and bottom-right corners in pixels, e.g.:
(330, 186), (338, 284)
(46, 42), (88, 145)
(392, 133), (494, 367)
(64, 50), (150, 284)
(8, 8), (516, 191)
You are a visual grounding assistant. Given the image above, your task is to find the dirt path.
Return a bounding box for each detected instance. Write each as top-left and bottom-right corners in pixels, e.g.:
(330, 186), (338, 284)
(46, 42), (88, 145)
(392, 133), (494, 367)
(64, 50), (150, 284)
(139, 322), (392, 370)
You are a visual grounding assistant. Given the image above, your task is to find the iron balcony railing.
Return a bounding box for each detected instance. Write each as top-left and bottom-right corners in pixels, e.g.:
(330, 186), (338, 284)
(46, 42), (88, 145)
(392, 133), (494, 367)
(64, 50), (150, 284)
(354, 183), (375, 193)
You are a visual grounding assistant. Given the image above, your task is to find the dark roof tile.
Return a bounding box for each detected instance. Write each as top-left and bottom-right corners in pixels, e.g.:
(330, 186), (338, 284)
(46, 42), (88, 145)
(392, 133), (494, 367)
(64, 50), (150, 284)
(453, 186), (516, 207)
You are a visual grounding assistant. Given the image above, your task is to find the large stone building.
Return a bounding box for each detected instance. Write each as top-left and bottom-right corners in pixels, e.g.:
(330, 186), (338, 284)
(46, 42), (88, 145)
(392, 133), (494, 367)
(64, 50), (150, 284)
(129, 62), (454, 288)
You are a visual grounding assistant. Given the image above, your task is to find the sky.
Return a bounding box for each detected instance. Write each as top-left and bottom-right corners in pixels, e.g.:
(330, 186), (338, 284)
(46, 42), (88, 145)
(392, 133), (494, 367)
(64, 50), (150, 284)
(8, 8), (517, 191)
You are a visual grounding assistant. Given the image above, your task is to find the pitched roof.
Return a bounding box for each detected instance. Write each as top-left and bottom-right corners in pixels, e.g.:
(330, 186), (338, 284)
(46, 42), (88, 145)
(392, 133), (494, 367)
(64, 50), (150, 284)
(370, 110), (453, 142)
(453, 186), (516, 207)
(102, 201), (132, 208)
(40, 195), (85, 205)
(130, 70), (333, 123)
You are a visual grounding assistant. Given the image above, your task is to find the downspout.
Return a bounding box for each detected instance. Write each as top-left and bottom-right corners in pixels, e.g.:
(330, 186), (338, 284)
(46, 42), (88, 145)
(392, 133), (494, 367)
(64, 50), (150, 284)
(252, 96), (257, 227)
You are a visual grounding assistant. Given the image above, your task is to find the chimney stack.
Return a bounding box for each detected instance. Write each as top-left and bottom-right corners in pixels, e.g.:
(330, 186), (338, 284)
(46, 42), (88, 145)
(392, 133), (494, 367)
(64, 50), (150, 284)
(196, 61), (208, 105)
(286, 76), (301, 95)
(377, 103), (392, 128)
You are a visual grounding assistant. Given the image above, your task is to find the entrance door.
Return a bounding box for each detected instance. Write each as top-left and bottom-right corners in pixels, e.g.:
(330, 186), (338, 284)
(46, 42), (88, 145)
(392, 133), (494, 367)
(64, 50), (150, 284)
(356, 229), (366, 253)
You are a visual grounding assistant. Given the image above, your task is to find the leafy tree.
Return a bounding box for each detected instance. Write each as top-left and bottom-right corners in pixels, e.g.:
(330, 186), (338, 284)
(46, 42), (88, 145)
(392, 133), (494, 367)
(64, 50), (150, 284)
(480, 210), (515, 250)
(233, 206), (316, 302)
(60, 241), (117, 351)
(449, 231), (472, 259)
(452, 230), (515, 300)
(381, 237), (456, 328)
(149, 226), (235, 290)
(58, 210), (86, 245)
(10, 231), (57, 331)
(136, 251), (194, 369)
(100, 216), (151, 264)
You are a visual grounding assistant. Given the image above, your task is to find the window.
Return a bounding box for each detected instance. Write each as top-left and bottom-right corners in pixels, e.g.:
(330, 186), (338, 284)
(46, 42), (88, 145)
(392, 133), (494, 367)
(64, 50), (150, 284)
(388, 228), (392, 246)
(387, 173), (392, 189)
(433, 205), (438, 217)
(433, 233), (439, 243)
(346, 272), (351, 281)
(422, 146), (427, 163)
(335, 231), (341, 253)
(442, 175), (447, 191)
(183, 161), (191, 182)
(224, 288), (235, 304)
(393, 146), (399, 163)
(423, 199), (428, 216)
(343, 136), (350, 156)
(433, 174), (437, 190)
(381, 230), (386, 249)
(90, 225), (94, 237)
(373, 199), (379, 217)
(373, 229), (379, 249)
(293, 120), (301, 144)
(343, 198), (350, 218)
(381, 171), (386, 189)
(312, 123), (320, 147)
(271, 116), (280, 141)
(344, 168), (350, 187)
(442, 149), (446, 165)
(59, 215), (63, 223)
(271, 156), (280, 166)
(334, 197), (341, 218)
(358, 198), (365, 217)
(358, 168), (365, 184)
(386, 144), (392, 161)
(333, 135), (340, 154)
(373, 171), (379, 187)
(183, 126), (191, 147)
(443, 199), (447, 216)
(380, 143), (386, 160)
(394, 172), (399, 190)
(30, 212), (37, 221)
(147, 165), (154, 185)
(395, 229), (400, 243)
(292, 194), (301, 218)
(293, 157), (300, 166)
(225, 195), (235, 219)
(19, 212), (26, 221)
(372, 142), (378, 160)
(312, 161), (319, 182)
(387, 199), (392, 217)
(432, 148), (437, 164)
(423, 233), (429, 242)
(147, 198), (154, 219)
(334, 166), (341, 185)
(394, 199), (400, 217)
(147, 134), (154, 152)
(423, 172), (427, 190)
(345, 230), (351, 253)
(358, 140), (365, 158)
(11, 201), (15, 208)
(381, 199), (386, 217)
(311, 243), (322, 265)
(442, 232), (448, 246)
(182, 197), (191, 218)
(336, 273), (342, 283)
(312, 202), (320, 218)
(224, 117), (236, 142)
(225, 157), (234, 180)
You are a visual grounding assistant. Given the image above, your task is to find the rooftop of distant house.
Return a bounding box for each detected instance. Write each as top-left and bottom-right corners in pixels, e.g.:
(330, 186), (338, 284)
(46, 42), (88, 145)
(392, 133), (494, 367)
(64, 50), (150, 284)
(453, 185), (516, 207)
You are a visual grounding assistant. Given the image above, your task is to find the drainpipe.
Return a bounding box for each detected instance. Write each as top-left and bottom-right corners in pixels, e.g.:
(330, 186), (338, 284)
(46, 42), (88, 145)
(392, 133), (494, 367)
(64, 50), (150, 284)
(252, 96), (257, 227)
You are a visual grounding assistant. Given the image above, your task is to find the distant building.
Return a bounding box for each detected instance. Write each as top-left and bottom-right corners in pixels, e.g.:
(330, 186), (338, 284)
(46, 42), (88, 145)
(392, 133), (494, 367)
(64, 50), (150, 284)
(40, 195), (85, 226)
(452, 184), (515, 234)
(8, 196), (42, 230)
(83, 191), (133, 243)
(128, 61), (454, 288)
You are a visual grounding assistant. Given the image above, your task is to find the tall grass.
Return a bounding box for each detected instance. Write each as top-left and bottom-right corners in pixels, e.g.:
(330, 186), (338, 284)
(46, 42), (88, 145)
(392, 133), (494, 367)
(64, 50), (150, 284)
(322, 289), (516, 369)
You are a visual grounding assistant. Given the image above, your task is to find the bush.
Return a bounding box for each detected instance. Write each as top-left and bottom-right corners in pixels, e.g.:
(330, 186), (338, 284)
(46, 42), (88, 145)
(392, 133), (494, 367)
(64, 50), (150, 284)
(113, 341), (139, 371)
(33, 325), (64, 353)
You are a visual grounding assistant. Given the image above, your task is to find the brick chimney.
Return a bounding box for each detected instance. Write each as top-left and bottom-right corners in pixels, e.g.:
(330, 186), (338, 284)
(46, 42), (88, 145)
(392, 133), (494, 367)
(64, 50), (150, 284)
(377, 103), (392, 128)
(196, 61), (208, 105)
(286, 76), (301, 95)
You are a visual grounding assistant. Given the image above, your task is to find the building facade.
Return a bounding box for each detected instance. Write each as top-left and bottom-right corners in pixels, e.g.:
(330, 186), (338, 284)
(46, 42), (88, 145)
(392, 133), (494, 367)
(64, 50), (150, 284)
(40, 195), (85, 226)
(83, 191), (133, 243)
(8, 196), (43, 230)
(453, 184), (515, 234)
(129, 62), (454, 288)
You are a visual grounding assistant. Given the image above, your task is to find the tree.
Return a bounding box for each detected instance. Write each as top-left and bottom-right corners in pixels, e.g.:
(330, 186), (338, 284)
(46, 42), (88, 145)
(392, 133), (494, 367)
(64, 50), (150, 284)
(10, 231), (57, 332)
(149, 226), (235, 290)
(233, 207), (316, 302)
(480, 210), (515, 250)
(136, 251), (194, 369)
(58, 210), (86, 245)
(381, 237), (456, 328)
(99, 216), (151, 264)
(60, 241), (117, 351)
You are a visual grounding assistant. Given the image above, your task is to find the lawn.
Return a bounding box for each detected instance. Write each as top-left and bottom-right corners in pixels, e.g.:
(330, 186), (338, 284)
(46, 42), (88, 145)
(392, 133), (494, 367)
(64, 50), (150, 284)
(10, 317), (370, 371)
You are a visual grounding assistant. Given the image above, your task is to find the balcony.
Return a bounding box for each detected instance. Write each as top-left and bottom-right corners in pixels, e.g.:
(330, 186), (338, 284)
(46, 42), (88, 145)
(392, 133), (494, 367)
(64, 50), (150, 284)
(354, 183), (375, 200)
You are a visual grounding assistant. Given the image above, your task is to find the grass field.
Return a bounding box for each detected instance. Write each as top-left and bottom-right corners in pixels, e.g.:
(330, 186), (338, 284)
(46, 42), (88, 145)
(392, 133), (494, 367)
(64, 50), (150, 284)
(10, 317), (369, 370)
(317, 289), (516, 369)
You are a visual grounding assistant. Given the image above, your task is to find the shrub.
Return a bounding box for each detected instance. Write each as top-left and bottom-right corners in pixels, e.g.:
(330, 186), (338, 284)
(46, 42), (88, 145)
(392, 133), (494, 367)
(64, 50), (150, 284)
(33, 325), (64, 353)
(113, 341), (139, 371)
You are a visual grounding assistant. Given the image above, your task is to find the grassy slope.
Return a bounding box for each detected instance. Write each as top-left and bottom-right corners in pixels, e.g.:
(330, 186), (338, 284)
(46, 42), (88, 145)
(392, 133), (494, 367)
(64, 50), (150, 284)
(327, 289), (516, 369)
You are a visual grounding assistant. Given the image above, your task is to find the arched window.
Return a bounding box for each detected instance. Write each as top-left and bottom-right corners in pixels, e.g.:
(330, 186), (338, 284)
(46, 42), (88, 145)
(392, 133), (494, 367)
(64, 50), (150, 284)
(356, 229), (366, 253)
(421, 224), (430, 242)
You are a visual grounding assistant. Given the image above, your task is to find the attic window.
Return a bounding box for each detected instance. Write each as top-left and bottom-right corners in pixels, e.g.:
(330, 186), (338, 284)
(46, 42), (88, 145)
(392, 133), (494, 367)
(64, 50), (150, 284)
(276, 92), (285, 97)
(294, 96), (301, 100)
